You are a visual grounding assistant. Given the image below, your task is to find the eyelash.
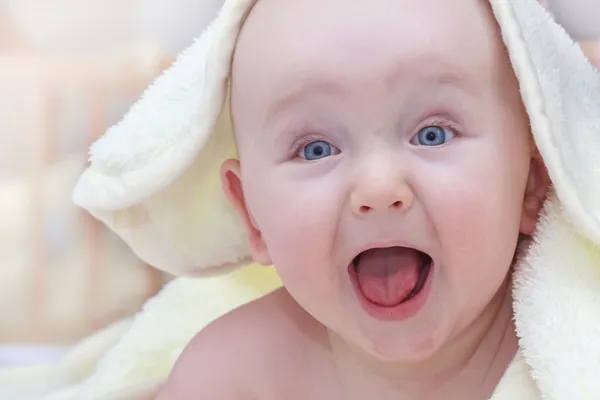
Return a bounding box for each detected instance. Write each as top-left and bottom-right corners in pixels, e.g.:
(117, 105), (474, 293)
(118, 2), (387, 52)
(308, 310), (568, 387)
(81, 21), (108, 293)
(413, 116), (461, 139)
(290, 133), (332, 156)
(287, 116), (461, 156)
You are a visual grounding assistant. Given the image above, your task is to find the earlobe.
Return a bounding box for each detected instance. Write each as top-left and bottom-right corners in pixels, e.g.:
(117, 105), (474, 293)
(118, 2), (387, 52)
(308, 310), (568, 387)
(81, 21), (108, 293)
(220, 159), (273, 265)
(520, 154), (550, 235)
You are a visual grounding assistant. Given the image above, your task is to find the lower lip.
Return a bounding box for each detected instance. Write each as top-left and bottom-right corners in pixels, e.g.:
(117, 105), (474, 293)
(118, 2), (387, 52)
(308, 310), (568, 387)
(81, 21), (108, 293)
(348, 262), (433, 322)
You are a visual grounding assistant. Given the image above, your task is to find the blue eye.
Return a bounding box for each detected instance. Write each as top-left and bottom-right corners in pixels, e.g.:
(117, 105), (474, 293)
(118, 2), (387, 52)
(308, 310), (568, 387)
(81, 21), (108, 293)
(301, 141), (336, 160)
(413, 126), (455, 146)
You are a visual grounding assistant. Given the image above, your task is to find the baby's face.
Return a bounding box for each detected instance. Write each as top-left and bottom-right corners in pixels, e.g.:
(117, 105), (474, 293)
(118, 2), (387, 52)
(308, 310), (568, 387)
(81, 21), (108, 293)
(226, 0), (542, 362)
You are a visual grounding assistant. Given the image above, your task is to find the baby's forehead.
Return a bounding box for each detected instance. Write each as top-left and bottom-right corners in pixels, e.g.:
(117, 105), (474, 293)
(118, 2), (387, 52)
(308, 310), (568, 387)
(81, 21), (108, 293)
(231, 0), (512, 125)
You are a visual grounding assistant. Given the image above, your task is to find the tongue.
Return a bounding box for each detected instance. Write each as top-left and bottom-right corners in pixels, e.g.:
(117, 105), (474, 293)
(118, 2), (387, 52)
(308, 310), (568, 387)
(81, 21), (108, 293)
(355, 247), (421, 307)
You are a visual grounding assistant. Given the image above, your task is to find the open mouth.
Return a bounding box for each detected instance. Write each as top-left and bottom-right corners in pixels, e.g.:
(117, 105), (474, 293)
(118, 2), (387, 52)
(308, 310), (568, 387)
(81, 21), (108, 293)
(350, 246), (432, 308)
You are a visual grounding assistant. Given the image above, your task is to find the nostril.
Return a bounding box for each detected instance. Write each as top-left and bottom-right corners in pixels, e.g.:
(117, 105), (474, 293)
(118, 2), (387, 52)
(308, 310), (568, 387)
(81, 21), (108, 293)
(360, 205), (371, 213)
(391, 201), (402, 209)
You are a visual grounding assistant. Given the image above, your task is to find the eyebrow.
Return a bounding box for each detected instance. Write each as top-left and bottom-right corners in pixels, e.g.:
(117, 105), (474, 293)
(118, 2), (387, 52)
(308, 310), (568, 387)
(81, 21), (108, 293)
(265, 79), (348, 125)
(384, 64), (473, 96)
(264, 67), (473, 128)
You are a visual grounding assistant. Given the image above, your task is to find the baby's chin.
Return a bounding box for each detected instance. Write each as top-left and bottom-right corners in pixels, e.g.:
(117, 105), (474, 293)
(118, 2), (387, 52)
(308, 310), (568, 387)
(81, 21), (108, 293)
(349, 319), (452, 365)
(334, 275), (450, 362)
(341, 284), (515, 368)
(322, 305), (447, 366)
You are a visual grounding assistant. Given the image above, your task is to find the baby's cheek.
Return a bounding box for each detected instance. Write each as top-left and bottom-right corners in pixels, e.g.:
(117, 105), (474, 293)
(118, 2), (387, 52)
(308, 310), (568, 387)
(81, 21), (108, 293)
(259, 194), (340, 301)
(432, 151), (525, 251)
(259, 198), (331, 264)
(430, 176), (520, 290)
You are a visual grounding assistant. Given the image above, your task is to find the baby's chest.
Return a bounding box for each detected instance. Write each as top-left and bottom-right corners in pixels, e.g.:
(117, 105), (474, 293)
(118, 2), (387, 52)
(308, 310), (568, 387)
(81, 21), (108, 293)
(251, 353), (343, 400)
(256, 376), (343, 400)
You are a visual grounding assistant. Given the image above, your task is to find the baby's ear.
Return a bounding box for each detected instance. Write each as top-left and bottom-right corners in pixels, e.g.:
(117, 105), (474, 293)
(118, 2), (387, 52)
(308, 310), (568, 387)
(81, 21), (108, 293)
(520, 152), (550, 235)
(221, 159), (273, 266)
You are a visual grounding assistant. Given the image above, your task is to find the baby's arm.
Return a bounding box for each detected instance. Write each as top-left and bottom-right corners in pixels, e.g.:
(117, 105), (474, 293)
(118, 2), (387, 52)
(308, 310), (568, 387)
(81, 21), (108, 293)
(156, 309), (257, 399)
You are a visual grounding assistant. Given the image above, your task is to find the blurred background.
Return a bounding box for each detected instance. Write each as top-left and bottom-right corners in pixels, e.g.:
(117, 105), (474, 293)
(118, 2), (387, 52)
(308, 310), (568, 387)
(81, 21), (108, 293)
(0, 0), (224, 367)
(0, 0), (598, 369)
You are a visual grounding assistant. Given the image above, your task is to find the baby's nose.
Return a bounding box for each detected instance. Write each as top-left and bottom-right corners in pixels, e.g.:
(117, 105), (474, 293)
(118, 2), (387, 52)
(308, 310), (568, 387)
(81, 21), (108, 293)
(350, 171), (414, 216)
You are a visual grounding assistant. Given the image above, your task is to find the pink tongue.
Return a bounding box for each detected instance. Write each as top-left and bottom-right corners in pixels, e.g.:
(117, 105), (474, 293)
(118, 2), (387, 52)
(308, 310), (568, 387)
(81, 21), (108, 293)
(355, 247), (421, 307)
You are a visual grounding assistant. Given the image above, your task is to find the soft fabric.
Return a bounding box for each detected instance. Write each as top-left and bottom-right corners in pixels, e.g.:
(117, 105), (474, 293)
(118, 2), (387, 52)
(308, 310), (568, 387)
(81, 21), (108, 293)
(23, 0), (599, 398)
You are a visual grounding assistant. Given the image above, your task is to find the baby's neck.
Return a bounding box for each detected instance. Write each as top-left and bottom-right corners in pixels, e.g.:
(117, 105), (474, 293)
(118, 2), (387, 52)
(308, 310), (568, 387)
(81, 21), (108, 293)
(328, 280), (517, 400)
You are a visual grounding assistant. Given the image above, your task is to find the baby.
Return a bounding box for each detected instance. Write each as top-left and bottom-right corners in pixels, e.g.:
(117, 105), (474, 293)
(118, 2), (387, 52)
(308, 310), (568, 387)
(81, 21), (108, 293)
(157, 0), (550, 399)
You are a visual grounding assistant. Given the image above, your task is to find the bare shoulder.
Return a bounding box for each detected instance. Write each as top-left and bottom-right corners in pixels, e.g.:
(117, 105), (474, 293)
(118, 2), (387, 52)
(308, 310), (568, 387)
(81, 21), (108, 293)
(157, 288), (326, 400)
